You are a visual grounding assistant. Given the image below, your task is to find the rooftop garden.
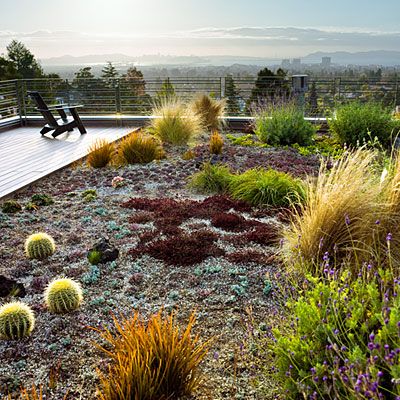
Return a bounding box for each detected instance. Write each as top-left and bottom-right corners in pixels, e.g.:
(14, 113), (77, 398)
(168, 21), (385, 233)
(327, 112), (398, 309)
(1, 84), (400, 400)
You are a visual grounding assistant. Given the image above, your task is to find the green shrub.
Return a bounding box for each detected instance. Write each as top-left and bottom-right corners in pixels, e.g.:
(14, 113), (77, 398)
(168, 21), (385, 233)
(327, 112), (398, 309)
(45, 278), (83, 314)
(229, 168), (305, 207)
(273, 267), (400, 399)
(1, 200), (22, 214)
(25, 232), (56, 260)
(188, 163), (233, 194)
(149, 99), (201, 146)
(255, 103), (315, 146)
(0, 302), (35, 340)
(329, 102), (399, 147)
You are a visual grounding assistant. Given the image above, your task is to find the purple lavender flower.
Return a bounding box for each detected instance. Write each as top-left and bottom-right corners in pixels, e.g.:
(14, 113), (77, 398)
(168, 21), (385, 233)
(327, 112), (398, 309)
(345, 214), (351, 225)
(386, 232), (392, 242)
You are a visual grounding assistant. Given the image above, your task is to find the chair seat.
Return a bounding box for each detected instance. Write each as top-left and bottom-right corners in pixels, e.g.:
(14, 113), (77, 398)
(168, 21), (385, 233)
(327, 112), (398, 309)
(44, 116), (75, 129)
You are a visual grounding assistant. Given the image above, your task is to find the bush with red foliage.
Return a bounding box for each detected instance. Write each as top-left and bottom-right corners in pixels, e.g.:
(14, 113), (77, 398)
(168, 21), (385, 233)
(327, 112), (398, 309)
(122, 195), (253, 236)
(130, 230), (224, 266)
(211, 212), (261, 232)
(245, 225), (280, 245)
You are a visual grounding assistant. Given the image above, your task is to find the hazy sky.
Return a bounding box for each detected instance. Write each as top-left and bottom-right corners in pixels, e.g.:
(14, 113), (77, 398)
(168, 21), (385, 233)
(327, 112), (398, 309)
(1, 0), (400, 58)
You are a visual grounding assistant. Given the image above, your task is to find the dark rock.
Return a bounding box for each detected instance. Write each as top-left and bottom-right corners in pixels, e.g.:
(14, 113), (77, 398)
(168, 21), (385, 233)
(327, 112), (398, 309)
(88, 238), (119, 264)
(0, 275), (26, 298)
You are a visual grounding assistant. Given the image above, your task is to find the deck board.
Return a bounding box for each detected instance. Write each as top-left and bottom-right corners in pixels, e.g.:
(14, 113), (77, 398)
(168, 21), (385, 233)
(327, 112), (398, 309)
(0, 125), (134, 199)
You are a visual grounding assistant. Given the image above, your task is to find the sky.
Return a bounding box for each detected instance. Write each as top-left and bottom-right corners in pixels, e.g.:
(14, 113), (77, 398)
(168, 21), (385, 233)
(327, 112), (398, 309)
(0, 0), (400, 59)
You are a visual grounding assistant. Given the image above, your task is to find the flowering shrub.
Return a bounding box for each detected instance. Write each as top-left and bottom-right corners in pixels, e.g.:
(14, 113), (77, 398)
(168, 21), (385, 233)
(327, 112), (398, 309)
(273, 266), (400, 399)
(111, 176), (126, 188)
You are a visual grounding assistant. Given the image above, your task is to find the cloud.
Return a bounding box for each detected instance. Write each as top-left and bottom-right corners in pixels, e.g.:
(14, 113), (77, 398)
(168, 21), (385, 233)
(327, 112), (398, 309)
(0, 27), (399, 58)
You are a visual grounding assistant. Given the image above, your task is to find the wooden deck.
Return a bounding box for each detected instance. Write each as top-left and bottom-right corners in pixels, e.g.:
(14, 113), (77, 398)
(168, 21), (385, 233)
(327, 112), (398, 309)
(0, 125), (133, 199)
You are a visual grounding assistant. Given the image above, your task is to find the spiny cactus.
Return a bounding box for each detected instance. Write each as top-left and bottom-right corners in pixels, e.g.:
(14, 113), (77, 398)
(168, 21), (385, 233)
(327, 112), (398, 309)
(25, 232), (55, 260)
(0, 301), (35, 340)
(45, 278), (83, 313)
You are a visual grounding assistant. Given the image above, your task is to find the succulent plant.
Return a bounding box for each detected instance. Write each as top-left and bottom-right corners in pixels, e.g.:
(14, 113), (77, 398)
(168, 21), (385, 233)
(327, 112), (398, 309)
(25, 232), (56, 260)
(45, 278), (83, 313)
(1, 200), (22, 214)
(0, 301), (35, 340)
(31, 193), (54, 206)
(87, 250), (102, 265)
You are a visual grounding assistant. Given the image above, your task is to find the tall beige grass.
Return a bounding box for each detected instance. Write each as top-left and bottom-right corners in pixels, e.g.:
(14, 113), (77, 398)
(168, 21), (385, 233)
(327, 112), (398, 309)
(283, 149), (381, 274)
(191, 94), (226, 131)
(149, 98), (202, 146)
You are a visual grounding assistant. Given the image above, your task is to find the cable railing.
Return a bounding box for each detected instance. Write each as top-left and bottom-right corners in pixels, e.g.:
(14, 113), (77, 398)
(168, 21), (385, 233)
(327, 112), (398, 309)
(0, 76), (399, 126)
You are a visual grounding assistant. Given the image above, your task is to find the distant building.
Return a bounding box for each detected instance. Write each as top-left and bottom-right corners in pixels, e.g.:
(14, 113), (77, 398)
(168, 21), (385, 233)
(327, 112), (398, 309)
(281, 59), (291, 69)
(321, 57), (332, 68)
(292, 58), (301, 68)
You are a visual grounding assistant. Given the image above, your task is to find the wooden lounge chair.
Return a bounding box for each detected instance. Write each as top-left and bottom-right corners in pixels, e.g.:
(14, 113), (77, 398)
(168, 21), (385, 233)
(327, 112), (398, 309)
(28, 91), (87, 137)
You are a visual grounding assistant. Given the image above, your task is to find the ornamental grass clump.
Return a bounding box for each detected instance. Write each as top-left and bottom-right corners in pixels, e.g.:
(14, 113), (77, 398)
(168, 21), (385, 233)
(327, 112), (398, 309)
(117, 131), (162, 164)
(87, 138), (115, 168)
(209, 131), (224, 155)
(95, 310), (211, 400)
(0, 302), (35, 340)
(191, 93), (226, 131)
(283, 149), (379, 273)
(229, 168), (305, 207)
(188, 163), (233, 194)
(329, 102), (399, 147)
(25, 232), (55, 260)
(44, 278), (83, 314)
(149, 99), (202, 146)
(255, 102), (315, 146)
(273, 266), (400, 400)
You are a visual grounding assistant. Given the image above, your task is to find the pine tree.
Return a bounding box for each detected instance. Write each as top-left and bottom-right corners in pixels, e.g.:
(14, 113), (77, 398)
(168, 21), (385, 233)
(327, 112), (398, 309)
(0, 56), (19, 80)
(124, 67), (146, 97)
(122, 67), (151, 114)
(101, 61), (119, 87)
(6, 40), (43, 78)
(246, 67), (289, 111)
(225, 75), (240, 115)
(155, 77), (176, 103)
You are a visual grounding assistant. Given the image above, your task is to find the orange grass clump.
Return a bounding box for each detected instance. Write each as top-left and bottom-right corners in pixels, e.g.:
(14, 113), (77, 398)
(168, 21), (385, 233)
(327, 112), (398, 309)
(117, 131), (162, 164)
(87, 138), (115, 168)
(94, 310), (211, 400)
(209, 131), (224, 155)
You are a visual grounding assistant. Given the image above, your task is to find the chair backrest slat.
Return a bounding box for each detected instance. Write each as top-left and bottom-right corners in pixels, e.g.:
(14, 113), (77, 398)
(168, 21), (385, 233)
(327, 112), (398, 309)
(28, 91), (58, 127)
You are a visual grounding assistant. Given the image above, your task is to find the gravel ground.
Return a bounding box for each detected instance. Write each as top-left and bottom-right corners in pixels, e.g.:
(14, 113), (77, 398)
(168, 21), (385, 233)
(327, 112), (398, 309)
(0, 142), (319, 399)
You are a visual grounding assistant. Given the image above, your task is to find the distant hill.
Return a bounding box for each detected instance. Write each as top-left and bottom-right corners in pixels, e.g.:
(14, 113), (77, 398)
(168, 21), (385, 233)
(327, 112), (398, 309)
(304, 51), (400, 66)
(40, 51), (400, 67)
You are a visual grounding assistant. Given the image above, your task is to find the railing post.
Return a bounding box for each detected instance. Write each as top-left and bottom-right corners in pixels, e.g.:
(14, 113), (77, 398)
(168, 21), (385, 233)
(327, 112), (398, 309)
(115, 79), (121, 127)
(21, 80), (27, 124)
(115, 80), (121, 114)
(220, 77), (225, 99)
(14, 80), (23, 126)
